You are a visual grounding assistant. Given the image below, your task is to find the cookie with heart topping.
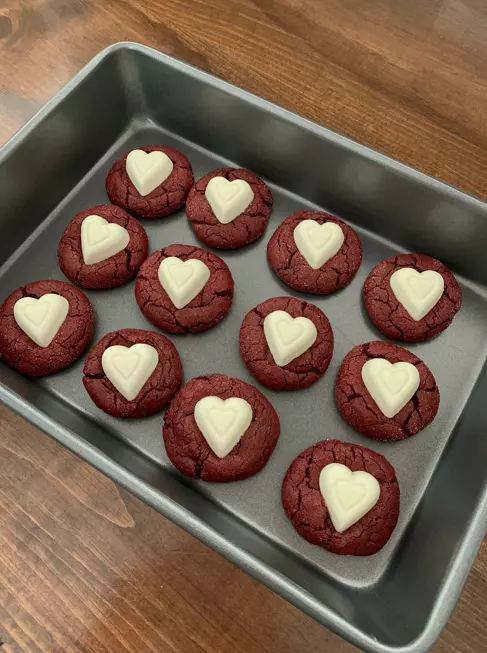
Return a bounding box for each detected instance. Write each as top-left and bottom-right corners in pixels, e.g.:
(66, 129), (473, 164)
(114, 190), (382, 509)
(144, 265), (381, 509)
(58, 204), (149, 289)
(106, 145), (194, 219)
(267, 210), (362, 294)
(282, 439), (400, 556)
(83, 329), (182, 418)
(239, 296), (334, 390)
(363, 253), (461, 342)
(185, 167), (273, 249)
(0, 279), (93, 376)
(335, 341), (439, 441)
(135, 244), (234, 334)
(163, 374), (280, 482)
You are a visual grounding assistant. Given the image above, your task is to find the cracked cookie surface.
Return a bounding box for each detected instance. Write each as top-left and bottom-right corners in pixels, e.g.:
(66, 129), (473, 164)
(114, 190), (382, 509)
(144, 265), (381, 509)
(106, 145), (194, 219)
(163, 373), (280, 482)
(363, 253), (462, 342)
(0, 279), (93, 376)
(282, 439), (400, 556)
(135, 244), (234, 334)
(239, 296), (334, 390)
(335, 341), (439, 441)
(267, 210), (362, 294)
(185, 168), (273, 249)
(83, 328), (182, 418)
(57, 204), (148, 289)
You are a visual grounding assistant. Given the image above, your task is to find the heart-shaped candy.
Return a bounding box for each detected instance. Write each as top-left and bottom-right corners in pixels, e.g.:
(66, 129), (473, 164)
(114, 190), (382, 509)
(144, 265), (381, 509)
(102, 344), (159, 401)
(293, 219), (345, 270)
(205, 176), (254, 224)
(263, 310), (317, 367)
(194, 396), (253, 458)
(390, 268), (444, 321)
(158, 257), (211, 309)
(319, 463), (380, 532)
(361, 358), (420, 418)
(14, 293), (69, 347)
(126, 149), (174, 196)
(81, 215), (130, 265)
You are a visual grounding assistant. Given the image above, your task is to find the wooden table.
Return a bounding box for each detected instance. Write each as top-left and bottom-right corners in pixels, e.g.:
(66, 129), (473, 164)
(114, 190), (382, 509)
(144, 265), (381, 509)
(1, 1), (486, 651)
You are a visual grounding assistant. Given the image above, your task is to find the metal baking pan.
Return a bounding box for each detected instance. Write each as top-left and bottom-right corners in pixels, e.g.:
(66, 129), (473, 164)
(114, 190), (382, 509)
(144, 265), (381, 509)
(1, 42), (487, 653)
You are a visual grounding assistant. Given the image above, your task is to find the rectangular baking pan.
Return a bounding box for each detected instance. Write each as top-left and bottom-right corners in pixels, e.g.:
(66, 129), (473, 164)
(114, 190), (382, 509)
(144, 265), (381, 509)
(1, 43), (487, 653)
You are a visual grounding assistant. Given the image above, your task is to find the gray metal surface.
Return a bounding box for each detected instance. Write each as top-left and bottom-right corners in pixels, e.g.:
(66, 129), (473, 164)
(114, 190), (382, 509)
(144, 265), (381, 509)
(1, 43), (487, 653)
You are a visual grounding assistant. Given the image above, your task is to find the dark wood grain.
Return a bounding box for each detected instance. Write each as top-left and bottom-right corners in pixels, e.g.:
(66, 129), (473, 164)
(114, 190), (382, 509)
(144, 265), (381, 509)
(1, 1), (487, 651)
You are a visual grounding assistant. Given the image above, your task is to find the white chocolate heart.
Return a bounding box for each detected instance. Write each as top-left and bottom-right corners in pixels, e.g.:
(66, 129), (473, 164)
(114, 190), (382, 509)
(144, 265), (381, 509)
(319, 463), (380, 533)
(205, 176), (254, 224)
(194, 396), (253, 458)
(158, 257), (211, 309)
(14, 293), (69, 347)
(293, 220), (345, 270)
(390, 268), (444, 321)
(263, 310), (317, 367)
(126, 149), (173, 196)
(361, 358), (420, 418)
(102, 344), (159, 401)
(81, 215), (130, 265)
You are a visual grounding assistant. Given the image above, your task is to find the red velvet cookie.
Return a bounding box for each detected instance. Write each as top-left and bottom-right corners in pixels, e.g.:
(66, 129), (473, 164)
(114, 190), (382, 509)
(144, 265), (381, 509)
(186, 168), (273, 249)
(135, 244), (234, 334)
(83, 328), (182, 418)
(239, 296), (334, 390)
(282, 439), (400, 556)
(0, 279), (93, 376)
(57, 204), (148, 289)
(363, 253), (462, 342)
(267, 210), (362, 294)
(106, 145), (194, 219)
(163, 374), (280, 482)
(335, 341), (439, 441)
